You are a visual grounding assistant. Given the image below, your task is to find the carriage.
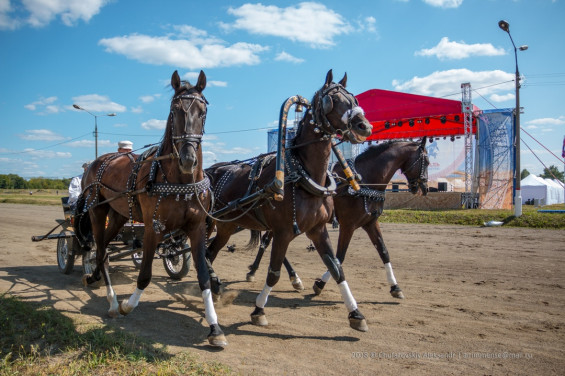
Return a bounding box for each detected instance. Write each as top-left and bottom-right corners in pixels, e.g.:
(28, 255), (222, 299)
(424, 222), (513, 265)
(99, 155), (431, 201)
(31, 196), (191, 279)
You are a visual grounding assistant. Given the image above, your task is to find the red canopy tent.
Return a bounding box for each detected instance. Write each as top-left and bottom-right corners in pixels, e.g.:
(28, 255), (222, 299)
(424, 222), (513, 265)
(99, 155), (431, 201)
(356, 89), (479, 141)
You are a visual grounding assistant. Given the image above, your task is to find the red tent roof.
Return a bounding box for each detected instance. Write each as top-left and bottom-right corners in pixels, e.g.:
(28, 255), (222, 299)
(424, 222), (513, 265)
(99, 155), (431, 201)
(356, 89), (479, 140)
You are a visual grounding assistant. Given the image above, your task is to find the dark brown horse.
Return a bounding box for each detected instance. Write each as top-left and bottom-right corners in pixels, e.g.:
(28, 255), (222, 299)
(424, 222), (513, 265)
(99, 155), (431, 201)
(78, 71), (227, 347)
(246, 139), (429, 299)
(205, 70), (373, 332)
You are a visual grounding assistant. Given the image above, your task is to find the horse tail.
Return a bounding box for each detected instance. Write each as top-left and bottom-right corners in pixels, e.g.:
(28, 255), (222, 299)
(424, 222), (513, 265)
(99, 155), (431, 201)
(240, 229), (261, 252)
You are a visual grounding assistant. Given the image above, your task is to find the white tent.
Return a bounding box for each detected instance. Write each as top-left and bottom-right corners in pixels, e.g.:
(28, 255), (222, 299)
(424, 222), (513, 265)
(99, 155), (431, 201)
(521, 175), (565, 205)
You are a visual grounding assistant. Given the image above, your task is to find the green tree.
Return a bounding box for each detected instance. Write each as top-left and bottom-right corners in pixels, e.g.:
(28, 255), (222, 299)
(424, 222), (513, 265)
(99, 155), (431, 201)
(539, 165), (564, 182)
(521, 169), (530, 180)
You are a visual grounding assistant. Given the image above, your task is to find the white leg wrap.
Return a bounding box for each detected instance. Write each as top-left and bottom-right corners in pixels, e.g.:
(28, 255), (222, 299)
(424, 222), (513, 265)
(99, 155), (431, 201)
(106, 284), (119, 312)
(384, 262), (397, 286)
(202, 289), (218, 326)
(256, 284), (272, 308)
(127, 287), (143, 309)
(338, 281), (358, 312)
(321, 270), (332, 283)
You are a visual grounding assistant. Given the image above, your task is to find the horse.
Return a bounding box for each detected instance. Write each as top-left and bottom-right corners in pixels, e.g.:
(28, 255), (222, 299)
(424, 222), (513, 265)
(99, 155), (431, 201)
(204, 70), (373, 332)
(77, 70), (227, 348)
(245, 138), (430, 299)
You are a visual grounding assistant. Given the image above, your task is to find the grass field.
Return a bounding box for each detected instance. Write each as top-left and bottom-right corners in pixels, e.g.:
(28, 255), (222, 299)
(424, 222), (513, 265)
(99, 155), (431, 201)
(2, 189), (564, 229)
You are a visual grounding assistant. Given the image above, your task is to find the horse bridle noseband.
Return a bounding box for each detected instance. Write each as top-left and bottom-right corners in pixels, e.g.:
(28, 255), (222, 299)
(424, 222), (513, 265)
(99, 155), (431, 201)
(170, 92), (208, 155)
(314, 83), (364, 140)
(402, 144), (429, 191)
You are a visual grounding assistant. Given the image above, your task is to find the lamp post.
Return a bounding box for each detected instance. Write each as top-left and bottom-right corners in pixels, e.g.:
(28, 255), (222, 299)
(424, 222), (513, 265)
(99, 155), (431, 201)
(498, 20), (528, 217)
(72, 104), (116, 159)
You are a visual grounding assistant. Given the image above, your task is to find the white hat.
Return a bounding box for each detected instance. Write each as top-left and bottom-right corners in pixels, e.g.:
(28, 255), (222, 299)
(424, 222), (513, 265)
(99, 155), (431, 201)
(118, 140), (133, 150)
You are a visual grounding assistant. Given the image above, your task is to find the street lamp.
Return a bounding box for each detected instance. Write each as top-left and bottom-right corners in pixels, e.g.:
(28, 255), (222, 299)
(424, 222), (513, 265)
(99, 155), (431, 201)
(499, 20), (528, 217)
(72, 104), (116, 159)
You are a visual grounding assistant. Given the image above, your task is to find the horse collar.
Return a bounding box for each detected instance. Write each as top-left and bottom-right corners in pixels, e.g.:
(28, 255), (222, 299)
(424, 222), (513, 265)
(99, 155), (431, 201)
(284, 149), (336, 197)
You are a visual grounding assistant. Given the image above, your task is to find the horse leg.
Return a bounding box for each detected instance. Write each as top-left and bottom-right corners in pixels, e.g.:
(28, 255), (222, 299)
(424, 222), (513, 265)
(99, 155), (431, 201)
(307, 226), (368, 332)
(83, 206), (127, 317)
(190, 224), (227, 348)
(206, 223), (237, 297)
(363, 221), (404, 299)
(250, 233), (290, 326)
(118, 226), (160, 316)
(246, 232), (270, 282)
(283, 258), (304, 291)
(313, 225), (354, 296)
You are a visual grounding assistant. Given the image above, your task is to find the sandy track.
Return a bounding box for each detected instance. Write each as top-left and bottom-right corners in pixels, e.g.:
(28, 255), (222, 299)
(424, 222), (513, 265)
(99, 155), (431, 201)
(1, 203), (564, 375)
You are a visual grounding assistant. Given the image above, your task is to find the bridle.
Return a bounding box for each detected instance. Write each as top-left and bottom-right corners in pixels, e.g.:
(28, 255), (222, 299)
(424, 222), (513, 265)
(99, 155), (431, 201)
(169, 91), (208, 159)
(313, 83), (365, 141)
(401, 143), (429, 192)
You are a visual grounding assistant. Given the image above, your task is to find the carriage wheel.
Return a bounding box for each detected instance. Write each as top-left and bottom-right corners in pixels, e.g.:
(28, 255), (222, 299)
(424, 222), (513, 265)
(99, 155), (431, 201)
(163, 251), (191, 280)
(56, 230), (76, 274)
(82, 245), (98, 275)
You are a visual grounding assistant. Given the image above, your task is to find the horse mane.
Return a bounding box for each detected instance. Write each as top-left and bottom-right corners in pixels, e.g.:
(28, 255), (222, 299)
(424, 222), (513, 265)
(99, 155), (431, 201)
(355, 140), (414, 164)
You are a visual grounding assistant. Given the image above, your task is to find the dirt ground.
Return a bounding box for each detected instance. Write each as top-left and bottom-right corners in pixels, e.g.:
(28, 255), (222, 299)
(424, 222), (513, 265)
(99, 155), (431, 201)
(1, 203), (564, 375)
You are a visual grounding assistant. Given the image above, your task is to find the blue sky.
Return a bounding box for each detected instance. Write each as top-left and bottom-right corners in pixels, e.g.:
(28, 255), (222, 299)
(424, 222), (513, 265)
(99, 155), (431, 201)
(0, 0), (564, 179)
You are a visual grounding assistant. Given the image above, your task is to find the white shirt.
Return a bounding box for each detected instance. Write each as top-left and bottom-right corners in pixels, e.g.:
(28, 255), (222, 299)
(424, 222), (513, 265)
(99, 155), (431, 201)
(68, 174), (83, 204)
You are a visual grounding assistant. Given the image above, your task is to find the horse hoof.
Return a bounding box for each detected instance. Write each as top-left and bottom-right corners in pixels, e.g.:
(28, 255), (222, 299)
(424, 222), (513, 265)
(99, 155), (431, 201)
(313, 279), (326, 296)
(208, 324), (228, 348)
(108, 309), (120, 318)
(390, 285), (405, 299)
(251, 306), (268, 326)
(118, 300), (132, 316)
(290, 275), (304, 291)
(246, 272), (255, 282)
(348, 309), (368, 332)
(81, 274), (91, 287)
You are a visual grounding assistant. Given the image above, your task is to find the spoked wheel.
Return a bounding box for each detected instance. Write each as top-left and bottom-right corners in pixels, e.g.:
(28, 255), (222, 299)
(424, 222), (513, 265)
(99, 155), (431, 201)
(82, 244), (98, 275)
(163, 251), (191, 280)
(56, 230), (76, 274)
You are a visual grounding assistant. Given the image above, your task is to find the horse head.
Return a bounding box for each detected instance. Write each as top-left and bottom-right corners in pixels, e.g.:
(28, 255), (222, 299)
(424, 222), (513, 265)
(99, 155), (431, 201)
(402, 137), (430, 196)
(313, 70), (372, 143)
(169, 70), (208, 174)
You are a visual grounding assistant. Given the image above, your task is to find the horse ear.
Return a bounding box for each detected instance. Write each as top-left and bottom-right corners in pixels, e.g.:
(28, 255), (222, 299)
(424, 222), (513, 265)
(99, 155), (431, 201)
(338, 72), (347, 88)
(196, 70), (206, 92)
(324, 69), (333, 87)
(171, 70), (181, 91)
(421, 136), (427, 148)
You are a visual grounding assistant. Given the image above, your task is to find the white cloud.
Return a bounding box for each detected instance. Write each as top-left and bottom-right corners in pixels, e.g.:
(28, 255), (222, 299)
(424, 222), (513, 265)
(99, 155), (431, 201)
(392, 68), (514, 98)
(24, 96), (59, 112)
(130, 106), (143, 113)
(139, 94), (160, 103)
(141, 118), (166, 130)
(525, 117), (565, 126)
(222, 2), (352, 48)
(0, 0), (109, 30)
(99, 32), (268, 69)
(416, 37), (506, 60)
(208, 80), (228, 87)
(67, 139), (112, 148)
(490, 93), (515, 102)
(19, 129), (64, 141)
(358, 16), (377, 34)
(23, 148), (72, 159)
(72, 94), (127, 113)
(275, 51), (305, 64)
(423, 0), (463, 8)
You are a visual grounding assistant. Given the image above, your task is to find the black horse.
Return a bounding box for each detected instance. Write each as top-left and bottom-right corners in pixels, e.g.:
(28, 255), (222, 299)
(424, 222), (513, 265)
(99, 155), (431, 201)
(246, 139), (429, 299)
(205, 70), (373, 331)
